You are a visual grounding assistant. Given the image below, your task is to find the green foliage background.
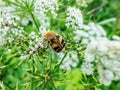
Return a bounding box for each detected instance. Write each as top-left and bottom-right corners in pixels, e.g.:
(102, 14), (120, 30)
(0, 0), (120, 90)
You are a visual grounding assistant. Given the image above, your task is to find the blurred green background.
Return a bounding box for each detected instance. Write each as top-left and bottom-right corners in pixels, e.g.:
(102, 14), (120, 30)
(0, 0), (120, 90)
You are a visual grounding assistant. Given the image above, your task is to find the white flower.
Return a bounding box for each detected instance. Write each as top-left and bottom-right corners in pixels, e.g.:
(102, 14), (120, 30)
(0, 1), (24, 45)
(28, 28), (46, 54)
(34, 0), (58, 28)
(0, 81), (4, 88)
(29, 32), (36, 39)
(8, 49), (12, 53)
(81, 62), (94, 75)
(20, 55), (29, 61)
(39, 26), (47, 37)
(10, 27), (24, 37)
(35, 0), (59, 17)
(114, 71), (120, 80)
(58, 51), (78, 70)
(84, 40), (98, 62)
(112, 35), (120, 41)
(0, 6), (19, 26)
(73, 23), (106, 44)
(98, 66), (114, 86)
(81, 37), (120, 85)
(74, 30), (89, 38)
(76, 0), (93, 7)
(76, 0), (87, 7)
(21, 18), (29, 26)
(65, 7), (83, 30)
(7, 37), (14, 43)
(0, 36), (5, 46)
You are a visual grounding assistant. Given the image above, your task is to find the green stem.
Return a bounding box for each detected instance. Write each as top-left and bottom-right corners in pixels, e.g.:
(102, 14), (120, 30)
(50, 17), (53, 30)
(50, 17), (65, 22)
(42, 81), (48, 90)
(98, 17), (116, 25)
(49, 52), (53, 73)
(53, 52), (67, 72)
(4, 82), (13, 90)
(31, 59), (35, 90)
(30, 13), (39, 32)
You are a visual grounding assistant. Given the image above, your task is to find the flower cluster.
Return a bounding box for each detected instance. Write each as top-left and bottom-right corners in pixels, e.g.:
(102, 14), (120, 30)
(0, 0), (49, 60)
(112, 35), (120, 41)
(0, 1), (22, 46)
(58, 51), (79, 70)
(0, 81), (4, 89)
(65, 7), (83, 30)
(0, 27), (8, 46)
(0, 24), (23, 45)
(20, 27), (47, 60)
(28, 31), (44, 55)
(7, 27), (25, 43)
(35, 0), (59, 17)
(19, 30), (44, 60)
(0, 2), (19, 27)
(34, 0), (59, 27)
(65, 7), (106, 44)
(76, 0), (93, 7)
(74, 23), (106, 44)
(81, 38), (120, 85)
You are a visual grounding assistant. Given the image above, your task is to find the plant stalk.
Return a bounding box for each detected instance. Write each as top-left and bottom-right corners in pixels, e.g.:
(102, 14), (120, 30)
(30, 13), (39, 32)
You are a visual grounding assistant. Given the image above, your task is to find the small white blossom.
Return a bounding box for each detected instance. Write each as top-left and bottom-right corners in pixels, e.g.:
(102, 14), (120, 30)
(0, 1), (24, 45)
(114, 71), (120, 81)
(81, 37), (120, 85)
(112, 35), (120, 41)
(76, 0), (93, 7)
(39, 26), (47, 37)
(21, 18), (30, 26)
(28, 27), (47, 55)
(7, 37), (14, 43)
(74, 23), (106, 44)
(81, 62), (94, 75)
(20, 55), (29, 61)
(0, 36), (5, 46)
(0, 6), (19, 26)
(58, 51), (79, 70)
(66, 7), (83, 30)
(8, 49), (12, 53)
(0, 81), (4, 88)
(34, 0), (58, 28)
(35, 0), (59, 17)
(98, 66), (114, 86)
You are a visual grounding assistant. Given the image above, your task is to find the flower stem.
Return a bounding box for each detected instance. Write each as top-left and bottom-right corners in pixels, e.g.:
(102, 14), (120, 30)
(4, 82), (13, 90)
(53, 52), (67, 72)
(31, 59), (35, 90)
(30, 13), (39, 32)
(50, 17), (65, 22)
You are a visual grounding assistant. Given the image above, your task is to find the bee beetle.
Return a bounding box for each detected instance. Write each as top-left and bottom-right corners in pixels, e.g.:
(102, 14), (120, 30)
(44, 31), (66, 52)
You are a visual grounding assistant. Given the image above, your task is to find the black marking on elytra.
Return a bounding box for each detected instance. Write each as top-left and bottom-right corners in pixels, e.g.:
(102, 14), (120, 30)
(49, 39), (54, 46)
(56, 35), (60, 39)
(49, 36), (59, 46)
(53, 46), (62, 52)
(61, 39), (66, 47)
